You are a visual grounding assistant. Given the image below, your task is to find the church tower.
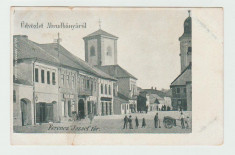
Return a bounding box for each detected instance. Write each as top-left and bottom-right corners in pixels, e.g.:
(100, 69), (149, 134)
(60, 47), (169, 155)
(83, 24), (118, 66)
(179, 10), (192, 72)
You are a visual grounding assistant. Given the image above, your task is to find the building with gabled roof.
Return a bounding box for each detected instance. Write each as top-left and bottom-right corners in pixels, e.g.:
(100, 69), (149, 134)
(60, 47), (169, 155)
(170, 11), (192, 111)
(83, 27), (138, 113)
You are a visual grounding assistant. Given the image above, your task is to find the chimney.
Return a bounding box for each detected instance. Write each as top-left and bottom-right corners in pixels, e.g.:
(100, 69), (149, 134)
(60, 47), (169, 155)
(151, 86), (153, 90)
(14, 35), (28, 40)
(155, 87), (157, 90)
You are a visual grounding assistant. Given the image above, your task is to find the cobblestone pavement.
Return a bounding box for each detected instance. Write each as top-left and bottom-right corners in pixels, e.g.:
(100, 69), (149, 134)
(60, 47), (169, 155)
(13, 111), (192, 133)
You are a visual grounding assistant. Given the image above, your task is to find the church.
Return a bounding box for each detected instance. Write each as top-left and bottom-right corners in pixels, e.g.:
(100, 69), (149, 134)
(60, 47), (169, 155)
(170, 11), (192, 111)
(83, 27), (138, 114)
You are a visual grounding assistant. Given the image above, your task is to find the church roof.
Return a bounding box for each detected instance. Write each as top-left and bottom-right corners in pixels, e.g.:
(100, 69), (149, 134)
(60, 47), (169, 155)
(96, 65), (137, 80)
(83, 29), (118, 39)
(179, 11), (192, 40)
(170, 63), (192, 86)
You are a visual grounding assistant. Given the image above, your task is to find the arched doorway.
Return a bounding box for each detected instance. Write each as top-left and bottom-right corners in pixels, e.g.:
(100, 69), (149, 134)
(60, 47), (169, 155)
(78, 99), (85, 119)
(20, 98), (31, 126)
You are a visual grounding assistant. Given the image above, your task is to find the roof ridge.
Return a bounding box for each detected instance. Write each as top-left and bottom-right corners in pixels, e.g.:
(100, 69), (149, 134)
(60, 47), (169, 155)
(170, 63), (191, 85)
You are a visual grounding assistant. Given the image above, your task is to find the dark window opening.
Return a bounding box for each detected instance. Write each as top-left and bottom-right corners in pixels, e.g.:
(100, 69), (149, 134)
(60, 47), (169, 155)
(52, 72), (56, 85)
(105, 84), (107, 94)
(41, 70), (45, 83)
(101, 84), (103, 94)
(176, 88), (180, 94)
(47, 71), (50, 84)
(35, 68), (38, 82)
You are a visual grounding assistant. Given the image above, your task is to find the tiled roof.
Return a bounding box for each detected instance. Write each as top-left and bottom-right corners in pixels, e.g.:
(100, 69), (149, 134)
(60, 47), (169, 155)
(38, 43), (117, 81)
(13, 35), (117, 81)
(83, 29), (118, 39)
(140, 89), (166, 98)
(170, 63), (192, 86)
(13, 36), (59, 64)
(97, 65), (137, 80)
(114, 96), (129, 104)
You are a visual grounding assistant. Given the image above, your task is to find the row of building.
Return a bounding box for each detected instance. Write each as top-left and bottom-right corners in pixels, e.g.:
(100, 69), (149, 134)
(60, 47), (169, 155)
(13, 28), (138, 126)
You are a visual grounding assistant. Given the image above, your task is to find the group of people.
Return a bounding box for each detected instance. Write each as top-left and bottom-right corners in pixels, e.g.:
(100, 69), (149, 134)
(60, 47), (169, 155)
(123, 113), (161, 129)
(157, 105), (171, 111)
(179, 112), (190, 129)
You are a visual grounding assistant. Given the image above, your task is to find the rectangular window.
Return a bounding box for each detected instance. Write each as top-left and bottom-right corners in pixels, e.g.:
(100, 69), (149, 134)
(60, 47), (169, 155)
(41, 69), (44, 83)
(101, 84), (103, 94)
(87, 80), (90, 89)
(52, 72), (56, 85)
(35, 68), (39, 82)
(176, 88), (180, 94)
(71, 76), (74, 88)
(66, 75), (69, 87)
(105, 84), (107, 94)
(61, 74), (64, 86)
(13, 90), (16, 103)
(109, 85), (111, 95)
(94, 82), (96, 91)
(184, 88), (186, 93)
(47, 71), (50, 84)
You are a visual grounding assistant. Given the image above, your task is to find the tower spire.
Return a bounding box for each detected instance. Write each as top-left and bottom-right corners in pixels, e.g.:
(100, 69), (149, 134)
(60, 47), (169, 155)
(188, 10), (191, 17)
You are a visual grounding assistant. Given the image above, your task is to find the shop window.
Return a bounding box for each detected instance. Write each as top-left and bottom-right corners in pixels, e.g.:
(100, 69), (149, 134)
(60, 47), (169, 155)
(35, 68), (39, 82)
(41, 69), (45, 83)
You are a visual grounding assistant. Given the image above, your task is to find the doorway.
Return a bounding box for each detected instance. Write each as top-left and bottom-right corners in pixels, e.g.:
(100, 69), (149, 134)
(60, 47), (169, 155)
(36, 103), (53, 123)
(78, 99), (85, 119)
(20, 99), (29, 126)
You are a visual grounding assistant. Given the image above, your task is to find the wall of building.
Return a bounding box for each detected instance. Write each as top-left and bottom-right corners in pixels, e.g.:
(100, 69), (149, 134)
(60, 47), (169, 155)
(186, 82), (192, 111)
(171, 86), (187, 111)
(86, 38), (99, 66)
(101, 37), (117, 66)
(180, 37), (191, 72)
(15, 60), (33, 85)
(98, 78), (114, 116)
(13, 84), (34, 126)
(34, 62), (59, 123)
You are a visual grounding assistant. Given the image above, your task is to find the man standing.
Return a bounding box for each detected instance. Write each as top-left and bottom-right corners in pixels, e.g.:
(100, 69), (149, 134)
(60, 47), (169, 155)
(180, 112), (185, 129)
(154, 113), (159, 128)
(123, 115), (128, 129)
(135, 116), (139, 128)
(128, 115), (133, 129)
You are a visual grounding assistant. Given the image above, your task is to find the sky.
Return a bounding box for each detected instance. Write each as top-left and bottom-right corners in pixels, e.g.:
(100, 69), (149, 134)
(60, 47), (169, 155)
(12, 7), (189, 90)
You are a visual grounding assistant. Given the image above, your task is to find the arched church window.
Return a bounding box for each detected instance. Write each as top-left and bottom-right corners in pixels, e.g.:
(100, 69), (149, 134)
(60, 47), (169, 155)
(106, 46), (112, 56)
(90, 46), (95, 56)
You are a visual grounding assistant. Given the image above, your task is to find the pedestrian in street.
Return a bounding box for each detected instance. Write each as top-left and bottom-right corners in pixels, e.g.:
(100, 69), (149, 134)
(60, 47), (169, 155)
(135, 116), (139, 128)
(154, 113), (159, 128)
(88, 112), (94, 124)
(185, 116), (190, 129)
(145, 105), (148, 114)
(128, 115), (133, 129)
(180, 112), (185, 129)
(142, 118), (146, 128)
(123, 115), (128, 129)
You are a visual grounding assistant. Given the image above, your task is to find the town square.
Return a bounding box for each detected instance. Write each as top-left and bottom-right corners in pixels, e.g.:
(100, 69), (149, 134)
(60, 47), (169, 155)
(12, 8), (192, 133)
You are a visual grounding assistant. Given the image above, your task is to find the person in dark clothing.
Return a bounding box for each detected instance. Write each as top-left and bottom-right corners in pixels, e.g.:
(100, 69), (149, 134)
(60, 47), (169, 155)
(142, 118), (146, 128)
(180, 112), (185, 129)
(123, 115), (128, 129)
(128, 115), (133, 129)
(154, 113), (159, 128)
(145, 105), (148, 114)
(135, 116), (139, 128)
